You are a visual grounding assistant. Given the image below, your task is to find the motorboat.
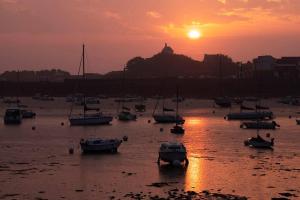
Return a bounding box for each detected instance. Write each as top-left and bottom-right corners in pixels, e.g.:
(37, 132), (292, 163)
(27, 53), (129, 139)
(214, 97), (232, 108)
(244, 134), (274, 149)
(240, 121), (280, 129)
(153, 114), (184, 124)
(21, 110), (36, 118)
(158, 142), (188, 165)
(4, 108), (22, 124)
(80, 138), (122, 153)
(70, 113), (113, 125)
(118, 111), (137, 121)
(170, 124), (185, 134)
(225, 111), (274, 120)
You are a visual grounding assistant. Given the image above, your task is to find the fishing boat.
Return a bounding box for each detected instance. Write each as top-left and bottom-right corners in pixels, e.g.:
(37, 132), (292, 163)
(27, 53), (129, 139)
(157, 142), (188, 165)
(4, 108), (22, 124)
(80, 138), (122, 153)
(244, 134), (274, 149)
(69, 44), (113, 126)
(240, 120), (280, 129)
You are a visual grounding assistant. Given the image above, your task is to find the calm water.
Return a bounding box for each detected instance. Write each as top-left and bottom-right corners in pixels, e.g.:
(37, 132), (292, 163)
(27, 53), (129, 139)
(0, 98), (299, 199)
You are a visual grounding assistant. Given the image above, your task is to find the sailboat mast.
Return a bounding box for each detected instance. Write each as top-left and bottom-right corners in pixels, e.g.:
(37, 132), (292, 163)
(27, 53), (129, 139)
(82, 44), (86, 118)
(176, 86), (179, 117)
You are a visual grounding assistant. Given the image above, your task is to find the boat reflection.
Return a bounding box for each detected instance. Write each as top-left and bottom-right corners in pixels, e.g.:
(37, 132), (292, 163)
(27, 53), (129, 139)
(158, 164), (187, 181)
(185, 155), (203, 191)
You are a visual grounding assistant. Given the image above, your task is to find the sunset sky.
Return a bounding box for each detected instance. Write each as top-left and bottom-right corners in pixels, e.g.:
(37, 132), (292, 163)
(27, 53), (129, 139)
(0, 0), (300, 74)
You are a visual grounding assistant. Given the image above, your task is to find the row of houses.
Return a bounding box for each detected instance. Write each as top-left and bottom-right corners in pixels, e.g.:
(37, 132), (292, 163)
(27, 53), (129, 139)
(253, 56), (300, 79)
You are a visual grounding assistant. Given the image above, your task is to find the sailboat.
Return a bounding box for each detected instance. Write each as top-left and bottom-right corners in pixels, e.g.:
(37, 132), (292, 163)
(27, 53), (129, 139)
(244, 127), (274, 149)
(117, 67), (137, 121)
(69, 44), (113, 126)
(170, 87), (185, 134)
(153, 87), (184, 124)
(214, 54), (232, 108)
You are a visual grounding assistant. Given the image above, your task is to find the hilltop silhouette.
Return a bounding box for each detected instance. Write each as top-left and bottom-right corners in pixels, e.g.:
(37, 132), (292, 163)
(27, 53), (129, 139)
(105, 43), (239, 79)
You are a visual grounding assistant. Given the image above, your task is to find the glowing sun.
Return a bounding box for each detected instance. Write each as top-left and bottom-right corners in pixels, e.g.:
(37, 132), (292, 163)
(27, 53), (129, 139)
(187, 29), (202, 40)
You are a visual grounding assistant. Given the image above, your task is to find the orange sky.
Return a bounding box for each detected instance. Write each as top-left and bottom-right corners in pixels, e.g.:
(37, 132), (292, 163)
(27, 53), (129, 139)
(0, 0), (300, 74)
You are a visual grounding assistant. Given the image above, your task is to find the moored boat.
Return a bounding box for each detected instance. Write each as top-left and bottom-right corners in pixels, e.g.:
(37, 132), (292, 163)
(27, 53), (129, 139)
(21, 110), (36, 118)
(118, 111), (137, 121)
(4, 108), (22, 124)
(214, 97), (232, 108)
(225, 111), (274, 120)
(170, 124), (185, 134)
(80, 138), (122, 153)
(240, 121), (280, 129)
(244, 134), (274, 149)
(158, 142), (188, 165)
(68, 44), (113, 126)
(153, 114), (184, 124)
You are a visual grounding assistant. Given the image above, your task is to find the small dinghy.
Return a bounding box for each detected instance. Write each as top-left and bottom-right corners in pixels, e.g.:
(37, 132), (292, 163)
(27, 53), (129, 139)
(118, 111), (137, 121)
(158, 142), (189, 166)
(244, 134), (274, 149)
(170, 124), (185, 134)
(21, 110), (36, 118)
(80, 138), (122, 154)
(240, 121), (280, 130)
(214, 97), (232, 108)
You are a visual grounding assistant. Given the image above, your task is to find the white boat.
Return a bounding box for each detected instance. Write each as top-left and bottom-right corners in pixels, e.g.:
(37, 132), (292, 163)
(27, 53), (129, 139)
(158, 142), (188, 165)
(80, 138), (122, 153)
(244, 134), (274, 149)
(68, 44), (113, 126)
(4, 108), (22, 124)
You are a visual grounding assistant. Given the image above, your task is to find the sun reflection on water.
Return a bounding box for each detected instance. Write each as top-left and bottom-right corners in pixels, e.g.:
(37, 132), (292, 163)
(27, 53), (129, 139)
(185, 155), (203, 191)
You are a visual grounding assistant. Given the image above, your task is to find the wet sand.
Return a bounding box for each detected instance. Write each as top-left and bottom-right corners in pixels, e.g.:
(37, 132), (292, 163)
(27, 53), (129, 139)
(0, 98), (299, 199)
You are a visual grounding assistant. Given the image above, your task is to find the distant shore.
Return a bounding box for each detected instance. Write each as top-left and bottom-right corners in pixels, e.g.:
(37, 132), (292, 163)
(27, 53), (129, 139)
(0, 78), (299, 98)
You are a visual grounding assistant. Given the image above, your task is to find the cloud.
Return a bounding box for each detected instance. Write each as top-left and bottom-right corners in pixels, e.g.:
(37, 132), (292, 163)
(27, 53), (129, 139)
(146, 11), (161, 18)
(103, 11), (121, 20)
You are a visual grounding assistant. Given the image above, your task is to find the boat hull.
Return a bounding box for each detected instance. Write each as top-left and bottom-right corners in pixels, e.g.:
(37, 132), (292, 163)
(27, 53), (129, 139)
(69, 116), (113, 126)
(226, 112), (273, 120)
(240, 121), (278, 129)
(159, 152), (187, 163)
(80, 140), (122, 153)
(153, 115), (185, 124)
(244, 138), (274, 149)
(118, 112), (137, 121)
